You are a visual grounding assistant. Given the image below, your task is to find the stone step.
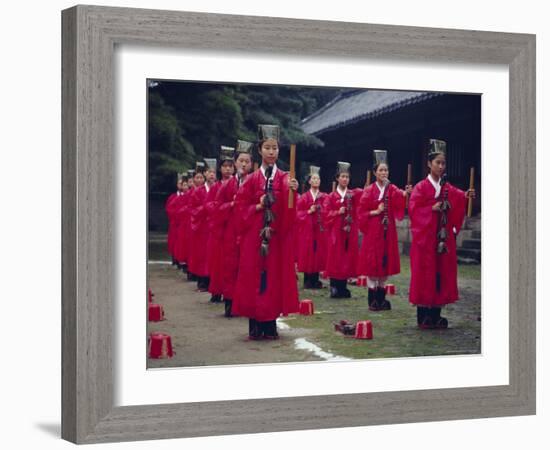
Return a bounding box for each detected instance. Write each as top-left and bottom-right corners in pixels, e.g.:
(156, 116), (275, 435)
(456, 248), (481, 262)
(463, 217), (481, 231)
(462, 239), (481, 250)
(470, 230), (481, 239)
(457, 256), (480, 265)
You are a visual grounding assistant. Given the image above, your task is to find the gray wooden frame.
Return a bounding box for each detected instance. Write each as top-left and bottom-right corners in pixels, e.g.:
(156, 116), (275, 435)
(62, 4), (536, 444)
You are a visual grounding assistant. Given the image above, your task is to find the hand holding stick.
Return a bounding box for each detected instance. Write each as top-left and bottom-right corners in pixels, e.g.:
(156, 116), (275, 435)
(288, 144), (296, 208)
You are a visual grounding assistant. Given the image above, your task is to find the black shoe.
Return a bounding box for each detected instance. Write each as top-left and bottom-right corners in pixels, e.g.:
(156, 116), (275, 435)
(261, 320), (279, 340)
(377, 287), (391, 310)
(187, 272), (197, 282)
(303, 273), (312, 289)
(197, 277), (208, 292)
(338, 280), (351, 298)
(311, 273), (323, 289)
(431, 307), (448, 329)
(180, 263), (188, 273)
(172, 258), (177, 266)
(248, 319), (261, 340)
(209, 294), (222, 303)
(368, 288), (380, 310)
(224, 299), (233, 317)
(417, 307), (434, 329)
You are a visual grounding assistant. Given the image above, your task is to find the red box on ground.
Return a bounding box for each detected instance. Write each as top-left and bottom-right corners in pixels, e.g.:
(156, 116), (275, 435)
(299, 299), (314, 315)
(148, 303), (165, 322)
(354, 320), (373, 339)
(148, 332), (174, 359)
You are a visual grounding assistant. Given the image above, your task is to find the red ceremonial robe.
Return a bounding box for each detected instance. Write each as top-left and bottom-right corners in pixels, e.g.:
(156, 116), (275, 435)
(173, 190), (191, 264)
(232, 168), (299, 322)
(408, 178), (467, 306)
(323, 188), (363, 280)
(217, 176), (246, 301)
(188, 184), (210, 277)
(205, 181), (225, 295)
(357, 183), (406, 277)
(296, 190), (328, 273)
(165, 192), (179, 257)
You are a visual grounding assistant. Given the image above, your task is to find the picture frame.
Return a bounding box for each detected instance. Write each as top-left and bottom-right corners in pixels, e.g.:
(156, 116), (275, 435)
(61, 4), (535, 444)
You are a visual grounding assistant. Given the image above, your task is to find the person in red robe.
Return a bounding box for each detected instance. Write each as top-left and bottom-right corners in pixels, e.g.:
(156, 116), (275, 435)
(323, 162), (363, 298)
(232, 124), (299, 339)
(357, 150), (412, 311)
(296, 165), (327, 289)
(165, 174), (185, 266)
(188, 162), (212, 291)
(408, 139), (476, 329)
(180, 169), (197, 281)
(171, 175), (191, 272)
(217, 140), (254, 317)
(206, 148), (235, 303)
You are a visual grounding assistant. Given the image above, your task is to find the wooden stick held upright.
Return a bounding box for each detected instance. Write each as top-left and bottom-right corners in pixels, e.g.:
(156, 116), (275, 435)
(288, 144), (296, 208)
(406, 163), (412, 208)
(364, 170), (372, 188)
(467, 167), (475, 217)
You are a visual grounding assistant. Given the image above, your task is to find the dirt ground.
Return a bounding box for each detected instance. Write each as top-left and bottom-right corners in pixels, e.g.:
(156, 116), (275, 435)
(147, 263), (323, 368)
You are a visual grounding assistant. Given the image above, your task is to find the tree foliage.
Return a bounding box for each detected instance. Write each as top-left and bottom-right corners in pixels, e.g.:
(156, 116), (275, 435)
(148, 81), (344, 192)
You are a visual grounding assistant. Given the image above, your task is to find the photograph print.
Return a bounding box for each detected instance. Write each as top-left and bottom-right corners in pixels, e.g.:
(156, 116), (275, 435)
(146, 79), (480, 368)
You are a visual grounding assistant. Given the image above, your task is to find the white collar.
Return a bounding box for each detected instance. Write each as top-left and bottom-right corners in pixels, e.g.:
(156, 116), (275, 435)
(260, 163), (277, 180)
(205, 182), (211, 193)
(177, 191), (181, 196)
(336, 186), (348, 202)
(310, 189), (320, 201)
(427, 174), (441, 198)
(375, 181), (387, 201)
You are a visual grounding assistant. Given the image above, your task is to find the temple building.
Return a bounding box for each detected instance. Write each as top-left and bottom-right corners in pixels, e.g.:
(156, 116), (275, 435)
(299, 89), (481, 263)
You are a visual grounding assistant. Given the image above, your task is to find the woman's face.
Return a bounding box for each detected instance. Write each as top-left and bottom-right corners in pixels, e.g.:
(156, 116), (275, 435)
(428, 154), (446, 177)
(205, 169), (216, 183)
(177, 179), (183, 191)
(259, 139), (279, 166)
(235, 153), (252, 175)
(309, 174), (321, 189)
(194, 173), (205, 186)
(181, 181), (189, 192)
(337, 173), (350, 188)
(220, 161), (235, 178)
(375, 163), (389, 183)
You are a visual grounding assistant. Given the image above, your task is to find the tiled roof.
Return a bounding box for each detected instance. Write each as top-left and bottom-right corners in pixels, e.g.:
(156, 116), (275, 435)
(301, 89), (440, 135)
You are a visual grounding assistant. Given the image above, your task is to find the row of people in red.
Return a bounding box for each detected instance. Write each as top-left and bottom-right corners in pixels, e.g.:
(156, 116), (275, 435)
(166, 130), (475, 338)
(295, 141), (475, 329)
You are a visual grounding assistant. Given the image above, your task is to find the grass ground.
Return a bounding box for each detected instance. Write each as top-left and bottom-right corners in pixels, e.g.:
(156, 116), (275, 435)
(288, 258), (481, 359)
